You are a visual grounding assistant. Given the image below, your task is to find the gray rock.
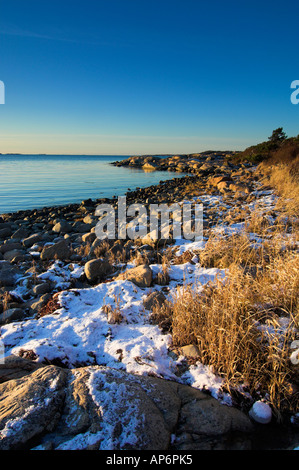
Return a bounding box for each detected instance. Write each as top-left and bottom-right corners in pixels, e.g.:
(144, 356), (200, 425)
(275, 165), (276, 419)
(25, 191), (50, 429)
(81, 232), (97, 244)
(0, 308), (24, 325)
(0, 228), (12, 239)
(83, 214), (96, 225)
(72, 222), (93, 233)
(143, 290), (166, 310)
(180, 344), (200, 359)
(40, 240), (71, 261)
(3, 250), (24, 262)
(229, 183), (251, 194)
(11, 228), (29, 240)
(84, 258), (112, 283)
(0, 222), (11, 230)
(32, 283), (51, 296)
(11, 254), (27, 263)
(22, 234), (42, 248)
(142, 162), (158, 170)
(0, 262), (20, 287)
(177, 390), (252, 437)
(0, 355), (43, 383)
(0, 361), (67, 450)
(29, 294), (51, 314)
(0, 242), (23, 254)
(52, 220), (72, 234)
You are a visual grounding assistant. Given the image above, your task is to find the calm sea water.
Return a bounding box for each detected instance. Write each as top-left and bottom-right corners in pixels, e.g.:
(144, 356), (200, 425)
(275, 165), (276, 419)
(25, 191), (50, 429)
(0, 154), (183, 214)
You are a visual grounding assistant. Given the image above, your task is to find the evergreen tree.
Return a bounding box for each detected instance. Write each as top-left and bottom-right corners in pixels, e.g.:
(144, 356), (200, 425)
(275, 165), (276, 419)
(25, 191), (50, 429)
(268, 127), (287, 144)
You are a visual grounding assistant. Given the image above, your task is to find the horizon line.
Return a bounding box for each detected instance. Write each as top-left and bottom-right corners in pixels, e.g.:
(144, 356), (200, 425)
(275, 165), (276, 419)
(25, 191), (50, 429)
(0, 149), (237, 157)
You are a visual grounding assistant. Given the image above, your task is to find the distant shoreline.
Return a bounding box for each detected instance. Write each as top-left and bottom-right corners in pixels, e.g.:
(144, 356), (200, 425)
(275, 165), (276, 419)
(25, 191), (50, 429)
(0, 150), (236, 157)
(0, 153), (129, 156)
(0, 153), (171, 157)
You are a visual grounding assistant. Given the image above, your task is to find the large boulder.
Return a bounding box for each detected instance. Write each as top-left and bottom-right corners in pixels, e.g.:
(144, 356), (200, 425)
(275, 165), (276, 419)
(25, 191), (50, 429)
(11, 227), (29, 240)
(3, 249), (25, 262)
(208, 175), (232, 187)
(229, 183), (251, 194)
(0, 356), (254, 450)
(0, 355), (42, 383)
(142, 162), (158, 171)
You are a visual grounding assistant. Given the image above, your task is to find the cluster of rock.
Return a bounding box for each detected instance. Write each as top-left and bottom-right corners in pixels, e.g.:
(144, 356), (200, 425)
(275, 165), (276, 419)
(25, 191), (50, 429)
(125, 161), (257, 206)
(0, 206), (99, 324)
(112, 151), (238, 174)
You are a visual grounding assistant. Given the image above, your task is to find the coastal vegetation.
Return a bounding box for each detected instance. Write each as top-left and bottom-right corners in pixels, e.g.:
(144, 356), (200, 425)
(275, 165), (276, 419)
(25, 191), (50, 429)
(229, 127), (299, 165)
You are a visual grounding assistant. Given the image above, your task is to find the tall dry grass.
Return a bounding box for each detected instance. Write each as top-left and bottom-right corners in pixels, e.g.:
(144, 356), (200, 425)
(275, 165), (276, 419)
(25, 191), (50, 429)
(258, 154), (299, 218)
(152, 157), (299, 418)
(158, 248), (298, 418)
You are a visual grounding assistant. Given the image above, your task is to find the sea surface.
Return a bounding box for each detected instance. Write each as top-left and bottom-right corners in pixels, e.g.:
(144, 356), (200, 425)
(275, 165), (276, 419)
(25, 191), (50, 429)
(0, 154), (184, 214)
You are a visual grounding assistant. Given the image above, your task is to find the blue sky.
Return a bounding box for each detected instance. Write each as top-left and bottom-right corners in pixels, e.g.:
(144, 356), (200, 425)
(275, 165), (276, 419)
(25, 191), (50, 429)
(0, 0), (298, 155)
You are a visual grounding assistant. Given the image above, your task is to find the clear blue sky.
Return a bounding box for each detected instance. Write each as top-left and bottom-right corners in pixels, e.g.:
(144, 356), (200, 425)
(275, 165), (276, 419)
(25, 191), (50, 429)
(0, 0), (298, 155)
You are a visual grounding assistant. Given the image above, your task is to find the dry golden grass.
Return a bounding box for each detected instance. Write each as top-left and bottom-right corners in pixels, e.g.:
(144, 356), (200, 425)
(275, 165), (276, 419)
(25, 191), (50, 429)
(76, 242), (92, 258)
(258, 155), (299, 218)
(38, 293), (61, 318)
(93, 240), (111, 258)
(198, 232), (260, 268)
(102, 295), (123, 324)
(155, 250), (171, 285)
(0, 291), (10, 313)
(130, 249), (150, 266)
(160, 248), (299, 417)
(151, 299), (173, 333)
(155, 265), (170, 286)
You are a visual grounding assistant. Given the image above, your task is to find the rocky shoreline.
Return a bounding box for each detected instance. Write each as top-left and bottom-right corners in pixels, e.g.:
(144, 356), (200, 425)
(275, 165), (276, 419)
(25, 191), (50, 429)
(0, 153), (259, 323)
(0, 153), (298, 450)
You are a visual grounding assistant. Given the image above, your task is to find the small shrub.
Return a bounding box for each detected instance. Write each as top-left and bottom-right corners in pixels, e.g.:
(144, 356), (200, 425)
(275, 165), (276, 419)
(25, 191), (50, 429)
(38, 294), (61, 318)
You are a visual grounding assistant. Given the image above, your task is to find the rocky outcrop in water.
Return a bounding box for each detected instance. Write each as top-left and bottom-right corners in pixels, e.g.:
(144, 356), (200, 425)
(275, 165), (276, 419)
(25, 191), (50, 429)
(112, 151), (238, 175)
